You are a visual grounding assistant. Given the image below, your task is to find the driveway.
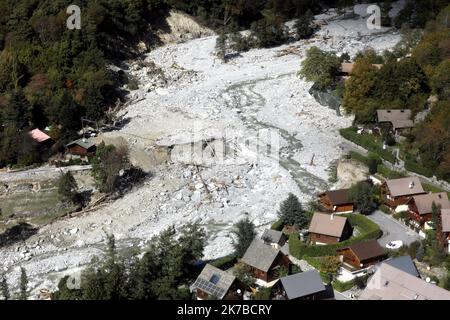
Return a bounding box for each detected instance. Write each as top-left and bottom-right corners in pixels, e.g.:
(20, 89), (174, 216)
(367, 210), (421, 247)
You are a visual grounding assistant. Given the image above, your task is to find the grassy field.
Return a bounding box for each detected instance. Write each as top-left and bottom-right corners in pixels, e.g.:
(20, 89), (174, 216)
(0, 181), (74, 227)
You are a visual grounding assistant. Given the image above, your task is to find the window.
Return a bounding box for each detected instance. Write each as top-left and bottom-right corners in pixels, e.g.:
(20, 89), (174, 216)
(210, 274), (221, 285)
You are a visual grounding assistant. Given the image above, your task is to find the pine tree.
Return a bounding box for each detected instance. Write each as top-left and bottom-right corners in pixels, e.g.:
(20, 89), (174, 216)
(1, 274), (10, 300)
(232, 218), (256, 258)
(349, 181), (378, 215)
(295, 10), (315, 40)
(58, 171), (78, 203)
(2, 89), (30, 129)
(215, 32), (228, 62)
(278, 193), (308, 229)
(19, 267), (28, 300)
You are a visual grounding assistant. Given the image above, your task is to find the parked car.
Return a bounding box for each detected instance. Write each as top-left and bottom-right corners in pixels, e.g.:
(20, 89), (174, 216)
(386, 240), (403, 250)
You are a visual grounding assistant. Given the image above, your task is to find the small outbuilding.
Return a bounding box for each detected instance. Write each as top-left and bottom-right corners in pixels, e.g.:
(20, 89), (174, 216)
(65, 138), (97, 157)
(275, 270), (327, 300)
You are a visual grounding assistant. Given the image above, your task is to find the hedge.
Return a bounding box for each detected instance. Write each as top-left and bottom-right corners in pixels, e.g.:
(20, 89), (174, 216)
(289, 214), (381, 259)
(271, 219), (284, 231)
(333, 279), (355, 292)
(404, 160), (434, 178)
(210, 254), (237, 270)
(376, 164), (407, 179)
(340, 127), (396, 164)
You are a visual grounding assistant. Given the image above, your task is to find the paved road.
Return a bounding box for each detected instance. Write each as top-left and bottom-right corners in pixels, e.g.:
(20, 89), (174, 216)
(367, 210), (421, 247)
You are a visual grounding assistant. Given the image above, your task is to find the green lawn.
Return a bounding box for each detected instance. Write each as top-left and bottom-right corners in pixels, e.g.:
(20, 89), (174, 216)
(340, 127), (396, 163)
(289, 214), (381, 259)
(0, 183), (74, 227)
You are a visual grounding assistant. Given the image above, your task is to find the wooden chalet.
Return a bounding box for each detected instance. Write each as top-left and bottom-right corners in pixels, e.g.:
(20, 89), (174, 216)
(318, 189), (354, 213)
(308, 212), (353, 245)
(407, 192), (450, 227)
(441, 209), (450, 253)
(29, 128), (54, 148)
(65, 138), (97, 157)
(240, 239), (291, 283)
(380, 177), (426, 210)
(377, 109), (414, 135)
(337, 240), (386, 271)
(190, 264), (241, 300)
(274, 270), (328, 300)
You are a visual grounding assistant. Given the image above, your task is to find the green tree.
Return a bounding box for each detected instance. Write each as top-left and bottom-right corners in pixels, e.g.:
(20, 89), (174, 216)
(250, 16), (288, 48)
(232, 218), (256, 258)
(299, 47), (341, 90)
(91, 143), (130, 193)
(349, 181), (378, 215)
(233, 263), (256, 288)
(58, 171), (78, 203)
(295, 9), (314, 40)
(215, 32), (228, 62)
(19, 267), (28, 300)
(2, 89), (30, 129)
(0, 274), (9, 300)
(278, 193), (308, 229)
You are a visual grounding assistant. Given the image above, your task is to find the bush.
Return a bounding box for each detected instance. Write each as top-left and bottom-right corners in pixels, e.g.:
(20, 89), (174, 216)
(271, 219), (284, 231)
(211, 255), (237, 270)
(376, 165), (407, 179)
(379, 205), (391, 214)
(404, 160), (434, 178)
(253, 287), (272, 300)
(333, 279), (355, 292)
(288, 234), (306, 258)
(340, 128), (396, 163)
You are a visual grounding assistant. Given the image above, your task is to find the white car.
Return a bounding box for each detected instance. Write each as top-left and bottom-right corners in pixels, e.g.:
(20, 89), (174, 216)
(386, 240), (403, 250)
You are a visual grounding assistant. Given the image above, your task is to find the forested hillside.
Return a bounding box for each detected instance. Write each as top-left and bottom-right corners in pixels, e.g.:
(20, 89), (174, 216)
(0, 0), (448, 169)
(0, 0), (346, 168)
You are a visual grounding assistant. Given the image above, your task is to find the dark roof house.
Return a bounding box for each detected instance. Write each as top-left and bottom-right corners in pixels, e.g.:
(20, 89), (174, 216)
(241, 239), (291, 283)
(384, 256), (420, 278)
(261, 229), (287, 247)
(190, 264), (237, 300)
(65, 138), (97, 156)
(278, 270), (327, 300)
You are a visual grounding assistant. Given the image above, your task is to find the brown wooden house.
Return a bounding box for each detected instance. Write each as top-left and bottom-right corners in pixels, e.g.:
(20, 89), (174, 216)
(318, 189), (354, 213)
(308, 212), (353, 245)
(65, 138), (97, 157)
(441, 209), (450, 253)
(190, 264), (242, 300)
(337, 240), (386, 271)
(407, 192), (450, 227)
(240, 239), (291, 283)
(381, 177), (425, 209)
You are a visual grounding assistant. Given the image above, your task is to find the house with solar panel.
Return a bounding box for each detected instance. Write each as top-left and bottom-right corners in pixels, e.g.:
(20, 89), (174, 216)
(190, 264), (242, 300)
